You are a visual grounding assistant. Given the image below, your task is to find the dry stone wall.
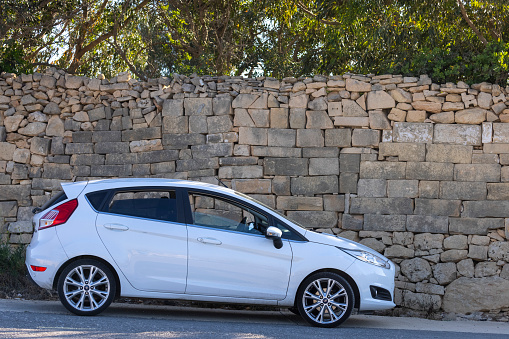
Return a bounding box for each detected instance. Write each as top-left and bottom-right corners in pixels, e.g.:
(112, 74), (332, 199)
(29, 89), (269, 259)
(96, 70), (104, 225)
(1, 69), (509, 319)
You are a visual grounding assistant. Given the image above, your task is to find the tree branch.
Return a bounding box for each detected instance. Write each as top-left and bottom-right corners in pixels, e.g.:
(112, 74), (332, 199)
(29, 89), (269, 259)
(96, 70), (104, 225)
(456, 0), (488, 46)
(108, 40), (147, 81)
(294, 1), (342, 26)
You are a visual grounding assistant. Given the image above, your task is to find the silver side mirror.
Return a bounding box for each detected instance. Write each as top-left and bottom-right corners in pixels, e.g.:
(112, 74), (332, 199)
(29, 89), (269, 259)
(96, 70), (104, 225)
(266, 226), (283, 249)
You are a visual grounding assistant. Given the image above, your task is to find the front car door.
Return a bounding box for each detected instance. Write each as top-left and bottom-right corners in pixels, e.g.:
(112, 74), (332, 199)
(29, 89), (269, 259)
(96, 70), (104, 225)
(93, 187), (188, 293)
(185, 190), (293, 301)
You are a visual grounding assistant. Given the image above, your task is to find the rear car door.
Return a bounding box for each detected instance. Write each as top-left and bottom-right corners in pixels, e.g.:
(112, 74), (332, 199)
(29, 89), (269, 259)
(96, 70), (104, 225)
(185, 190), (293, 300)
(93, 187), (188, 293)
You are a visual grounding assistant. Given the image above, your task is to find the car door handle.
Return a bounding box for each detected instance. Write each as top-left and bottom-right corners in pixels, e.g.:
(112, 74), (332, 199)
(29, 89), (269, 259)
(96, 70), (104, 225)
(104, 223), (129, 231)
(197, 237), (222, 245)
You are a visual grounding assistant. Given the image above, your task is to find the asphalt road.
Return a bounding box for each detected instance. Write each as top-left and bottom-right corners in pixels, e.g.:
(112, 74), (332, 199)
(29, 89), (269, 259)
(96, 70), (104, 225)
(0, 299), (508, 338)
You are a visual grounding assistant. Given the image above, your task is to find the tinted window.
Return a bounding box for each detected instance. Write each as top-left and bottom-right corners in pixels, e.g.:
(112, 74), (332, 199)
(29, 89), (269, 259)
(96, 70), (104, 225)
(106, 190), (178, 223)
(86, 190), (109, 210)
(41, 191), (67, 211)
(189, 193), (269, 235)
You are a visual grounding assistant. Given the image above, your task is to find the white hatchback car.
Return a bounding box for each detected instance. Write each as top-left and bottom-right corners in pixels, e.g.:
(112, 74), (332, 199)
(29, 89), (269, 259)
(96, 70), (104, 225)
(26, 178), (395, 327)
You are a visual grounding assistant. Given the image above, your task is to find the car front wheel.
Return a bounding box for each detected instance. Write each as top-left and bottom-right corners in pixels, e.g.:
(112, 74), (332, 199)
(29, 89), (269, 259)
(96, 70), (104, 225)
(296, 272), (354, 327)
(57, 259), (116, 316)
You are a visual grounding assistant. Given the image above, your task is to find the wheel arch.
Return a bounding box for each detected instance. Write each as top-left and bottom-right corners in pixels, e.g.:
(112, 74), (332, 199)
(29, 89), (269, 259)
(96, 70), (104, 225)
(52, 255), (121, 298)
(295, 268), (360, 309)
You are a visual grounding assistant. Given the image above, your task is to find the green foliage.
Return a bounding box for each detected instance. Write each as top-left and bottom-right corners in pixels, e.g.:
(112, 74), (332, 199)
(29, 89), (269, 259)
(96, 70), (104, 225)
(0, 242), (27, 290)
(0, 43), (32, 74)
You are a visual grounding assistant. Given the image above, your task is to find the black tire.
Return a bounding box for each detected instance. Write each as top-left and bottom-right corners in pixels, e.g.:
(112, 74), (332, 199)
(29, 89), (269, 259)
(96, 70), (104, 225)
(57, 259), (116, 316)
(296, 272), (354, 328)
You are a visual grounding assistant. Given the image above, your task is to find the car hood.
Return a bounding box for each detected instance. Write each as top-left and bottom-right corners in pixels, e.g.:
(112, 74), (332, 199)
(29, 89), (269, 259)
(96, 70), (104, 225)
(304, 230), (383, 254)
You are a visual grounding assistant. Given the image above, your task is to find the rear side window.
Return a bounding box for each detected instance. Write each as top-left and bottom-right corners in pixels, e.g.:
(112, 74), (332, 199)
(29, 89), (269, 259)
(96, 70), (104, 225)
(86, 190), (109, 210)
(41, 191), (67, 211)
(105, 190), (178, 223)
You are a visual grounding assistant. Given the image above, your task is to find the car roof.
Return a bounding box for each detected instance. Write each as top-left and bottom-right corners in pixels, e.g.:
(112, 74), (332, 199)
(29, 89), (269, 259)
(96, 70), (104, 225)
(68, 178), (234, 195)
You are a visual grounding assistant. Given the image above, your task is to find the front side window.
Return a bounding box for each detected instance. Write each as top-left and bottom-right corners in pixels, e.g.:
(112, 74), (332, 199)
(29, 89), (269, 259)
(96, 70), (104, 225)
(106, 190), (178, 223)
(188, 193), (269, 235)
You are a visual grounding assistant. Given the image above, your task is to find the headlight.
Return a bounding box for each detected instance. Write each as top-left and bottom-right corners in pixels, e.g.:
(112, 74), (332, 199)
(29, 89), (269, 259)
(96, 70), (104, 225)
(339, 248), (390, 269)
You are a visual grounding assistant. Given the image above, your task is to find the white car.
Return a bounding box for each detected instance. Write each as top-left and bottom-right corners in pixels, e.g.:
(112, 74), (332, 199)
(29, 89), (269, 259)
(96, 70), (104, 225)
(26, 178), (395, 327)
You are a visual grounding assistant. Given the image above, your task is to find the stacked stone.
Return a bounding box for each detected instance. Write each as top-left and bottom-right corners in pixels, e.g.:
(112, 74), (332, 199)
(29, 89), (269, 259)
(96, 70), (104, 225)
(1, 69), (509, 319)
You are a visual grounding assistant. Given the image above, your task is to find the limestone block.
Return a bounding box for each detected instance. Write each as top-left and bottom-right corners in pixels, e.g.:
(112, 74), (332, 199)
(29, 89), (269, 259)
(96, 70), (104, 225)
(379, 142), (425, 162)
(40, 75), (56, 88)
(305, 110), (333, 129)
(487, 183), (509, 200)
(388, 107), (407, 122)
(474, 262), (498, 277)
(339, 172), (358, 193)
(366, 91), (396, 110)
(232, 179), (271, 194)
(333, 117), (369, 127)
(263, 158), (308, 176)
(289, 108), (306, 129)
(387, 180), (419, 198)
(393, 122), (433, 143)
(212, 96), (232, 115)
(129, 140), (163, 153)
(433, 124), (481, 146)
(400, 258), (432, 282)
(308, 97), (327, 111)
(390, 88), (412, 103)
(251, 146), (301, 158)
(440, 249), (468, 262)
(439, 181), (486, 200)
(4, 115), (24, 132)
(477, 92), (492, 109)
(492, 123), (509, 143)
(270, 108), (289, 128)
(65, 75), (83, 89)
(291, 176), (339, 196)
(325, 129), (351, 147)
(162, 99), (184, 116)
(12, 148), (30, 164)
(184, 98), (212, 115)
(342, 99), (367, 117)
(328, 101), (342, 116)
(92, 131), (121, 143)
(468, 244), (488, 260)
(488, 241), (509, 261)
(90, 164), (132, 177)
(191, 144), (232, 159)
(70, 154), (105, 166)
(406, 162), (453, 181)
(384, 245), (414, 259)
(350, 197), (413, 215)
(42, 163), (72, 179)
(450, 216), (504, 233)
(309, 158), (339, 175)
(429, 111), (455, 124)
(415, 283), (445, 295)
(233, 108), (255, 127)
(340, 153), (361, 173)
(94, 142), (129, 154)
(277, 196), (323, 211)
(272, 176), (290, 196)
(442, 102), (464, 111)
(121, 127), (161, 142)
(414, 233), (443, 251)
(0, 142), (16, 161)
(360, 161), (406, 179)
(88, 107), (106, 121)
(351, 129), (380, 147)
(359, 238), (385, 253)
(492, 102), (507, 114)
(357, 179), (386, 197)
(250, 93), (268, 109)
(247, 109), (269, 127)
(411, 101), (442, 113)
(433, 263), (457, 285)
(176, 158), (218, 172)
(406, 215), (448, 233)
(43, 102), (61, 115)
(369, 111), (391, 129)
(8, 221), (32, 233)
(455, 108), (486, 124)
(296, 129), (323, 147)
(267, 129), (296, 147)
(342, 214), (363, 231)
(405, 110), (426, 122)
(323, 195), (345, 212)
(454, 163), (500, 182)
(289, 94), (308, 108)
(414, 199), (461, 217)
(363, 214), (406, 232)
(444, 235), (468, 250)
(286, 211), (337, 228)
(0, 201), (17, 217)
(207, 115), (232, 134)
(456, 259), (474, 277)
(484, 144), (509, 154)
(425, 144), (473, 164)
(46, 116), (64, 137)
(345, 78), (371, 92)
(18, 122), (46, 136)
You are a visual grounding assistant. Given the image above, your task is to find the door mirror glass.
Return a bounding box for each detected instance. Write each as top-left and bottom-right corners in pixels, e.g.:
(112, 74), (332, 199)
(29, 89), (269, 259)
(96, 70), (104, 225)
(266, 226), (283, 249)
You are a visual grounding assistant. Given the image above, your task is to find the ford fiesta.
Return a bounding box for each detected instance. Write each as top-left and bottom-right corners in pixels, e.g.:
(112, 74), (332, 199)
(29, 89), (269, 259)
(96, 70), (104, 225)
(26, 178), (395, 327)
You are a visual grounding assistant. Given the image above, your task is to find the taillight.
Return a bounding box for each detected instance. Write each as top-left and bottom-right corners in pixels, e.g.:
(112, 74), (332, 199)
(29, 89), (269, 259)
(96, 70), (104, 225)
(30, 265), (47, 272)
(39, 199), (78, 230)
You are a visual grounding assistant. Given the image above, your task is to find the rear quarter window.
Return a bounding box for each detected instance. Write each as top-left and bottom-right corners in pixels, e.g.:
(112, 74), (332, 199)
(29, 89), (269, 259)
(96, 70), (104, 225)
(40, 191), (67, 211)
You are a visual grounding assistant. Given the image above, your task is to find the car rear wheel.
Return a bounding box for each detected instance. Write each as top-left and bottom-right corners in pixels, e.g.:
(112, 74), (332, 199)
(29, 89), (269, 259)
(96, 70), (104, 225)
(57, 259), (116, 316)
(296, 272), (354, 327)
